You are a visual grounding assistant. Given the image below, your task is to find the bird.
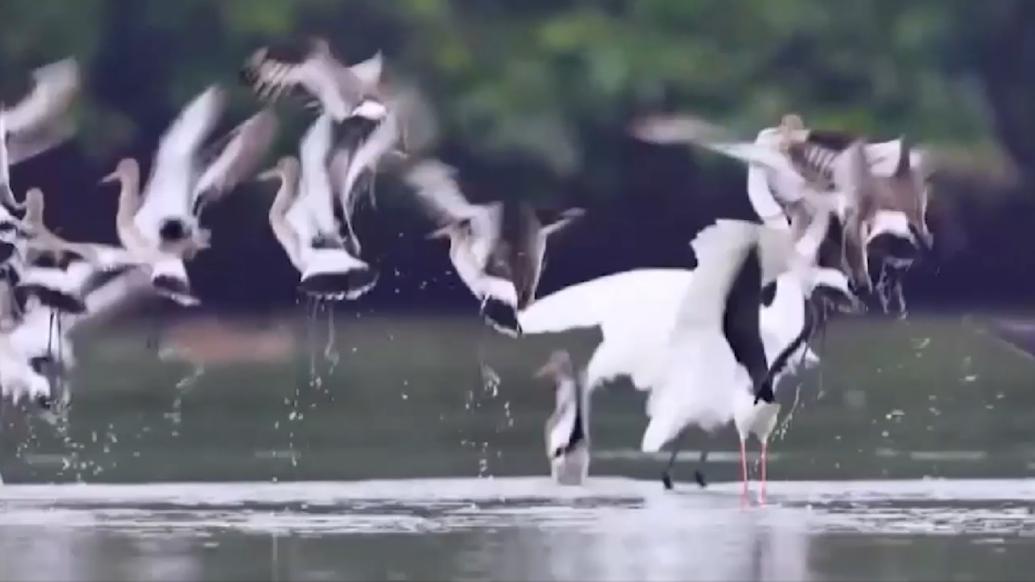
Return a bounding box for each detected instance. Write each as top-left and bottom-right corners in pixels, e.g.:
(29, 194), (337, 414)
(2, 266), (153, 410)
(631, 113), (933, 300)
(403, 158), (584, 335)
(100, 88), (276, 303)
(0, 57), (80, 211)
(329, 91), (412, 250)
(518, 213), (855, 503)
(0, 280), (52, 407)
(241, 37), (387, 124)
(257, 116), (377, 299)
(14, 187), (136, 314)
(98, 159), (197, 306)
(130, 86), (278, 264)
(535, 350), (590, 486)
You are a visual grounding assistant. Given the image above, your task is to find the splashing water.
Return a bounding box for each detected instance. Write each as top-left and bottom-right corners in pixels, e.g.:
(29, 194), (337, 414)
(323, 303), (340, 376)
(166, 365), (205, 438)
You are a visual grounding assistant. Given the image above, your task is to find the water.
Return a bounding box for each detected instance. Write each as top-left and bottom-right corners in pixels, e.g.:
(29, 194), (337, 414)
(1, 479), (1034, 580)
(1, 313), (1035, 580)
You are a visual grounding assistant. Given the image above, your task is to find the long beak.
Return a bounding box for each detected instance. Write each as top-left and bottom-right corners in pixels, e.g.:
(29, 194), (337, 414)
(99, 170), (120, 185)
(426, 224), (453, 240)
(534, 362), (556, 380)
(256, 167), (280, 183)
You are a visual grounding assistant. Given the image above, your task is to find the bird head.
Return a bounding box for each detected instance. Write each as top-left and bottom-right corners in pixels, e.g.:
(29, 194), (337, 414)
(535, 350), (574, 382)
(99, 158), (140, 186)
(257, 156), (300, 185)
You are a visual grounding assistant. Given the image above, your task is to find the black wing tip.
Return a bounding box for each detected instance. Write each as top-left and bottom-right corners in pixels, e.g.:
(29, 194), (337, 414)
(15, 285), (87, 314)
(753, 381), (776, 405)
(482, 297), (521, 337)
(299, 267), (379, 301)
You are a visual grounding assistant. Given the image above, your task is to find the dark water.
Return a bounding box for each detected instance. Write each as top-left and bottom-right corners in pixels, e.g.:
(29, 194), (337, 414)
(1, 312), (1035, 581)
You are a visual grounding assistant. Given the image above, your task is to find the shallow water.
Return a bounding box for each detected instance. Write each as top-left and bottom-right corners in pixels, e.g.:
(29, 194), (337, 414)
(2, 478), (1035, 581)
(1, 313), (1035, 580)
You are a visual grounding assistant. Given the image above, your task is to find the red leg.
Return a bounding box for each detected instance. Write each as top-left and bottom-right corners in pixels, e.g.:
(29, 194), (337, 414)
(759, 441), (768, 506)
(739, 438), (749, 506)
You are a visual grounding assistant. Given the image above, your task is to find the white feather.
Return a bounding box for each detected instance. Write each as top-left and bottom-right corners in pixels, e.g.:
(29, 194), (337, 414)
(298, 114), (339, 236)
(135, 86), (224, 243)
(3, 58), (79, 135)
(521, 221), (825, 453)
(336, 111), (401, 216)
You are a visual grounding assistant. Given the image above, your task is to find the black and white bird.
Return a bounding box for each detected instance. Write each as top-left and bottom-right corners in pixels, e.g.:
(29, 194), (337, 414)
(132, 87), (277, 259)
(103, 87), (277, 301)
(519, 212), (854, 503)
(14, 187), (137, 314)
(536, 350), (590, 486)
(2, 266), (152, 409)
(241, 37), (386, 124)
(632, 113), (933, 303)
(404, 159), (583, 335)
(257, 115), (381, 299)
(0, 57), (80, 211)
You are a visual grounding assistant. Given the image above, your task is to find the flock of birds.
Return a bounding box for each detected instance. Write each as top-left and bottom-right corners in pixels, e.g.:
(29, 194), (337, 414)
(0, 39), (938, 504)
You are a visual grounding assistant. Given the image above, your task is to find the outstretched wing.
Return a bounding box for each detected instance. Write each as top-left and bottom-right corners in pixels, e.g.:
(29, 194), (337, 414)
(4, 58), (80, 164)
(403, 159), (477, 227)
(241, 38), (379, 120)
(192, 109), (279, 216)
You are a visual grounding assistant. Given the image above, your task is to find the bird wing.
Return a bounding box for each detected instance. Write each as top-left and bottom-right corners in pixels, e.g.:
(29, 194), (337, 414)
(3, 58), (80, 164)
(345, 51), (383, 91)
(865, 138), (927, 178)
(674, 220), (761, 330)
(70, 267), (153, 331)
(136, 86), (225, 237)
(331, 109), (402, 220)
(518, 269), (692, 335)
(297, 114), (339, 237)
(629, 113), (735, 145)
(0, 113), (12, 208)
(191, 109), (278, 217)
(403, 159), (477, 226)
(242, 43), (371, 120)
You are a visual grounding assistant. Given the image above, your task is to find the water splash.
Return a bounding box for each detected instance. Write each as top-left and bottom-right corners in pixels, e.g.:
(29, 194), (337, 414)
(166, 364), (205, 438)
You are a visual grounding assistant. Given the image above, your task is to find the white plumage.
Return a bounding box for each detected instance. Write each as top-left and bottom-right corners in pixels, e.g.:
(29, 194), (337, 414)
(133, 86), (277, 258)
(0, 58), (80, 210)
(259, 115), (381, 300)
(519, 217), (848, 500)
(404, 158), (582, 335)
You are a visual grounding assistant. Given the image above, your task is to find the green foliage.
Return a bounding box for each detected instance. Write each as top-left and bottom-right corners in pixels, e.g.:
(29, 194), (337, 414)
(1, 0), (1030, 198)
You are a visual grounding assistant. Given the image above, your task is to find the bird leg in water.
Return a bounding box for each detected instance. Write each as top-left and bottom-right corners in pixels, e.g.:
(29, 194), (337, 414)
(661, 433), (709, 490)
(660, 431), (684, 490)
(739, 438), (750, 506)
(694, 448), (709, 488)
(759, 440), (769, 506)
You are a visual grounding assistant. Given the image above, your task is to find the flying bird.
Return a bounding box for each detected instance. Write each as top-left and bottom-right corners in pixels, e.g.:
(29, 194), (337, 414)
(0, 58), (80, 211)
(102, 87), (277, 302)
(241, 37), (386, 123)
(404, 158), (583, 335)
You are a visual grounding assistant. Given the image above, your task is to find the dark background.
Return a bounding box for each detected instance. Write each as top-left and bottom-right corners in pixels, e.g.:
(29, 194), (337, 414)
(2, 0), (1034, 314)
